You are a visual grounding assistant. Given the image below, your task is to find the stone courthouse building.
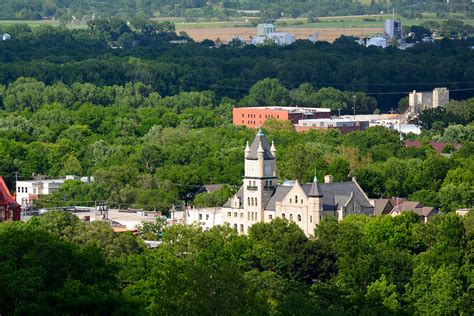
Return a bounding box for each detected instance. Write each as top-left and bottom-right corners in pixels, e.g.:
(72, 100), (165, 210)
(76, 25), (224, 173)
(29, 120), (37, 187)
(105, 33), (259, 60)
(184, 129), (374, 236)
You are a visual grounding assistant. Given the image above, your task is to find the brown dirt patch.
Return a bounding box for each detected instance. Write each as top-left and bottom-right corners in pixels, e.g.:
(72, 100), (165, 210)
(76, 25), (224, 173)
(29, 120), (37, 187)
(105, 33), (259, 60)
(178, 27), (383, 43)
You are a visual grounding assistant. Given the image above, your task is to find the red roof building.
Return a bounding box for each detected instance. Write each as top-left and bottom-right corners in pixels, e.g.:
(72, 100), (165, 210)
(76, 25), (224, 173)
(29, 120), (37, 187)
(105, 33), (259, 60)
(0, 176), (21, 222)
(404, 140), (462, 154)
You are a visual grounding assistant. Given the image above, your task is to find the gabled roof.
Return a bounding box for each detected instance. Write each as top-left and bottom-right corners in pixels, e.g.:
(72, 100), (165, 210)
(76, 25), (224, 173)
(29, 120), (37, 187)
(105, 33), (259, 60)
(264, 185), (293, 211)
(400, 201), (422, 212)
(247, 129), (274, 160)
(374, 199), (395, 216)
(263, 180), (373, 212)
(223, 186), (244, 208)
(0, 176), (20, 209)
(203, 184), (226, 193)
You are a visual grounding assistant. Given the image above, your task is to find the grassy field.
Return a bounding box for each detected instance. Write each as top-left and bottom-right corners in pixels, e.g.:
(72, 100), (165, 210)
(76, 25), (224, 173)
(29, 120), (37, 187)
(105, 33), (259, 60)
(1, 14), (472, 30)
(0, 14), (472, 43)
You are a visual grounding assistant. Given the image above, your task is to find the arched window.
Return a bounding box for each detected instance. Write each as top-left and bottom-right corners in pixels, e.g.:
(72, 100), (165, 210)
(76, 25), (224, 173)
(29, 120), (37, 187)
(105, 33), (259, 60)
(295, 195), (298, 203)
(297, 214), (302, 222)
(233, 224), (238, 231)
(248, 197), (250, 206)
(255, 198), (258, 206)
(290, 214), (293, 221)
(290, 198), (292, 203)
(240, 224), (244, 233)
(282, 213), (286, 219)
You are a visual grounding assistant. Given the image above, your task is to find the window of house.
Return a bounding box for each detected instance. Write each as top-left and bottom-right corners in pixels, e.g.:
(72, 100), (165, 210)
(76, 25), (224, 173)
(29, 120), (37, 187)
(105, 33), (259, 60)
(242, 114), (244, 117)
(295, 195), (298, 203)
(234, 212), (237, 217)
(290, 198), (292, 203)
(269, 214), (273, 220)
(240, 224), (244, 233)
(234, 224), (238, 231)
(242, 120), (244, 124)
(248, 197), (250, 206)
(228, 212), (231, 217)
(251, 212), (254, 221)
(199, 214), (202, 220)
(206, 214), (209, 220)
(240, 213), (244, 218)
(17, 187), (20, 192)
(255, 198), (258, 207)
(297, 214), (302, 222)
(290, 214), (293, 221)
(301, 199), (303, 204)
(259, 114), (261, 118)
(282, 213), (286, 219)
(310, 215), (312, 223)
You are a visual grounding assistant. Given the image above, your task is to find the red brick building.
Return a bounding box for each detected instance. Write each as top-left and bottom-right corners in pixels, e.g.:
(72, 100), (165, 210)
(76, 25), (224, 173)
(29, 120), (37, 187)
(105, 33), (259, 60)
(233, 106), (331, 128)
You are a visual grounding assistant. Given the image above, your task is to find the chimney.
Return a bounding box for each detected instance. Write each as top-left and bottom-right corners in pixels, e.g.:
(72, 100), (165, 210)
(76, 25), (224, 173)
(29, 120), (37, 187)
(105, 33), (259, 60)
(324, 175), (333, 183)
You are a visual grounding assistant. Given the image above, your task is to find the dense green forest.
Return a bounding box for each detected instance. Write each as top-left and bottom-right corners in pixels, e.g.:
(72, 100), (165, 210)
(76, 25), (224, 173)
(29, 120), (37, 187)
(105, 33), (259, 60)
(0, 21), (472, 212)
(0, 17), (472, 315)
(0, 21), (473, 110)
(0, 76), (472, 212)
(0, 0), (472, 20)
(0, 210), (472, 314)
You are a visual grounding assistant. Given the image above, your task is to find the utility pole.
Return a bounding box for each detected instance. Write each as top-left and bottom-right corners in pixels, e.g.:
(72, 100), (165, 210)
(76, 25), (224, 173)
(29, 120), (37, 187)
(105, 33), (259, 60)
(352, 95), (356, 120)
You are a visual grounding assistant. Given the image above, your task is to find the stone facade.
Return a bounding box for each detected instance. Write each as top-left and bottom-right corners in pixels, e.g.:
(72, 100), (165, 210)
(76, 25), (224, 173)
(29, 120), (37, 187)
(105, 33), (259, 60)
(221, 129), (374, 236)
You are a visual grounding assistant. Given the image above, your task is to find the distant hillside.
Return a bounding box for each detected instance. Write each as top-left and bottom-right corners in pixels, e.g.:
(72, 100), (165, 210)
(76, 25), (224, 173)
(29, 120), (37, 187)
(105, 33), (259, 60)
(0, 0), (472, 20)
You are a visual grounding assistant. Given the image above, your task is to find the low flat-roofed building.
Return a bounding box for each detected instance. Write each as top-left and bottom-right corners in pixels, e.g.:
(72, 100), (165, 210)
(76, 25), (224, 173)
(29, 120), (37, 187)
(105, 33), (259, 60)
(233, 106), (331, 128)
(295, 118), (369, 133)
(16, 175), (94, 209)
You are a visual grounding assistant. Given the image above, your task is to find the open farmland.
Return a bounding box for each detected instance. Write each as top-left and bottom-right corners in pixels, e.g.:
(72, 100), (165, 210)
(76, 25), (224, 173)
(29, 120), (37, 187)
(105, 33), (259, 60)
(177, 26), (383, 42)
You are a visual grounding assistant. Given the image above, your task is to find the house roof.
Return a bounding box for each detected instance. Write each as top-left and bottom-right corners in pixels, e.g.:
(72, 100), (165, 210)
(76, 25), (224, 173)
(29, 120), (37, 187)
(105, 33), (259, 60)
(203, 184), (226, 193)
(374, 199), (395, 216)
(247, 128), (274, 160)
(263, 180), (373, 212)
(400, 201), (422, 212)
(405, 140), (462, 154)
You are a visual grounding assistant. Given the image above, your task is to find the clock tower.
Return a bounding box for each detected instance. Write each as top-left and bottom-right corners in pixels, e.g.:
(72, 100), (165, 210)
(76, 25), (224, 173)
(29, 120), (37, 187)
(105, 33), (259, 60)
(243, 128), (277, 222)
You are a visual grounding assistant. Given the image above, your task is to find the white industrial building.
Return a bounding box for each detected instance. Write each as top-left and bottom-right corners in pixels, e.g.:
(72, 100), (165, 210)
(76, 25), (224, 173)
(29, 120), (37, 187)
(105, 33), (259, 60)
(256, 23), (276, 37)
(384, 19), (403, 39)
(366, 36), (387, 48)
(251, 24), (296, 46)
